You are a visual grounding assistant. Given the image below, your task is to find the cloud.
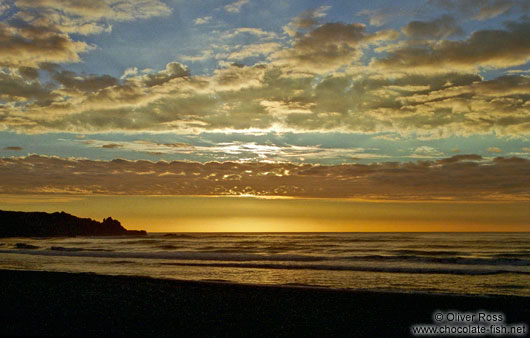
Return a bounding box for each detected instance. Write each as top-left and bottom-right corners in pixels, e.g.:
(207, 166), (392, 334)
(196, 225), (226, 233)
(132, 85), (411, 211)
(436, 154), (482, 164)
(0, 69), (57, 103)
(180, 50), (214, 62)
(373, 20), (530, 72)
(0, 0), (170, 68)
(2, 60), (528, 139)
(14, 0), (171, 23)
(3, 146), (22, 151)
(194, 16), (212, 25)
(53, 70), (119, 93)
(411, 146), (444, 158)
(402, 15), (463, 39)
(356, 8), (404, 27)
(80, 138), (383, 162)
(120, 67), (138, 80)
(226, 27), (278, 40)
(137, 62), (190, 87)
(1, 154), (528, 201)
(283, 6), (331, 36)
(0, 21), (93, 68)
(227, 43), (281, 60)
(274, 22), (399, 73)
(101, 143), (123, 149)
(212, 63), (267, 90)
(0, 4), (528, 140)
(488, 147), (503, 153)
(224, 0), (248, 13)
(0, 1), (9, 15)
(430, 0), (528, 21)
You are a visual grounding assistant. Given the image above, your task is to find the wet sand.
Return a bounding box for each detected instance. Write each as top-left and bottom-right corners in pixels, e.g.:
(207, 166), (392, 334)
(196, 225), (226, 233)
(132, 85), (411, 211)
(0, 269), (528, 337)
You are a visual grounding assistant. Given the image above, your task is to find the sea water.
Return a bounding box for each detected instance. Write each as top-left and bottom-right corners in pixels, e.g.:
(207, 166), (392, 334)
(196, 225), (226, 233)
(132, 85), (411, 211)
(0, 232), (528, 296)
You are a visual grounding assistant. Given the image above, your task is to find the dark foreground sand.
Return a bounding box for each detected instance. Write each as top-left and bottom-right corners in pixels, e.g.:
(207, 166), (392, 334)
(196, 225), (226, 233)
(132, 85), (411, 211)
(0, 270), (528, 337)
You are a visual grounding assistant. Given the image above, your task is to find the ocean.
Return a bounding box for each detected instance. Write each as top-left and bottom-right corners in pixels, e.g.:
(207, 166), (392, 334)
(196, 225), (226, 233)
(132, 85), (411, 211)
(1, 232), (528, 296)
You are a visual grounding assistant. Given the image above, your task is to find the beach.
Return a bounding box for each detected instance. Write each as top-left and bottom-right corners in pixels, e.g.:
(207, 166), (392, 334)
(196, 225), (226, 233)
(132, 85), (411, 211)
(1, 269), (528, 337)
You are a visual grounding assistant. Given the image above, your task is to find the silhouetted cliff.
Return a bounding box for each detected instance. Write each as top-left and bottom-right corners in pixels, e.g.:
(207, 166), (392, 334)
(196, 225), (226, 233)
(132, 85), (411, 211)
(0, 210), (147, 237)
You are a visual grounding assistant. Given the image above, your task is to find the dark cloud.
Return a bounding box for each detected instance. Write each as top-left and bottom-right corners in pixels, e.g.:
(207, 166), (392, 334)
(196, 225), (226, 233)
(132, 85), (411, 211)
(431, 0), (528, 20)
(291, 6), (330, 30)
(52, 71), (119, 93)
(139, 62), (190, 87)
(0, 21), (91, 68)
(0, 155), (528, 201)
(436, 154), (482, 164)
(275, 22), (399, 72)
(17, 67), (40, 80)
(402, 15), (463, 39)
(374, 20), (530, 71)
(0, 4), (528, 140)
(2, 146), (23, 151)
(14, 0), (172, 27)
(101, 143), (123, 149)
(0, 71), (57, 104)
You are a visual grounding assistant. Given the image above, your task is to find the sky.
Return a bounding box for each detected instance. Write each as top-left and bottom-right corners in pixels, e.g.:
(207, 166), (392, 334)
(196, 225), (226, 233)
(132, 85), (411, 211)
(0, 0), (529, 231)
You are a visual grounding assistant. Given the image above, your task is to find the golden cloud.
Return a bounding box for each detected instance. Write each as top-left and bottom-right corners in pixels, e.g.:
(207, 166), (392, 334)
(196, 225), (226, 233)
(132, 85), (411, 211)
(373, 21), (530, 72)
(402, 15), (463, 39)
(274, 22), (399, 73)
(0, 155), (528, 201)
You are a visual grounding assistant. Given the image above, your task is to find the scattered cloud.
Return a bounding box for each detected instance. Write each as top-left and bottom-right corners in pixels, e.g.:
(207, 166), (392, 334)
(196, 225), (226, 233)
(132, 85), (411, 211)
(411, 146), (444, 158)
(373, 20), (530, 72)
(3, 146), (22, 151)
(274, 22), (399, 72)
(0, 0), (170, 68)
(1, 60), (528, 139)
(180, 50), (214, 62)
(402, 15), (463, 39)
(283, 6), (331, 36)
(1, 154), (528, 201)
(228, 27), (277, 39)
(430, 0), (528, 21)
(224, 0), (248, 13)
(53, 70), (119, 93)
(488, 147), (503, 153)
(120, 67), (138, 80)
(0, 20), (93, 68)
(101, 143), (123, 149)
(0, 6), (529, 141)
(227, 43), (281, 60)
(194, 16), (212, 25)
(80, 138), (382, 163)
(356, 8), (405, 27)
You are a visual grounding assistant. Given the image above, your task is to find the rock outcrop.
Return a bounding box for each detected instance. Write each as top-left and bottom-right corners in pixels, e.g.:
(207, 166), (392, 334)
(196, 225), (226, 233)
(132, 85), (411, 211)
(0, 210), (147, 237)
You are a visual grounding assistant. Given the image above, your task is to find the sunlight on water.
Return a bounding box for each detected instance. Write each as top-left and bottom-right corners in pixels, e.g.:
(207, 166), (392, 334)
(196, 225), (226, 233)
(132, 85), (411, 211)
(0, 233), (529, 296)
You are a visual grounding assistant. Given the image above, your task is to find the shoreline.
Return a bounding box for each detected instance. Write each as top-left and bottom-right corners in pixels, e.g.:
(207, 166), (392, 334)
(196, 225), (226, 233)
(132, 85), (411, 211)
(1, 269), (528, 337)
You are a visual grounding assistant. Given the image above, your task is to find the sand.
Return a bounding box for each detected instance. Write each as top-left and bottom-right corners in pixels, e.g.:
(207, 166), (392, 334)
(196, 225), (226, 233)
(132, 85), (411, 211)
(0, 269), (528, 337)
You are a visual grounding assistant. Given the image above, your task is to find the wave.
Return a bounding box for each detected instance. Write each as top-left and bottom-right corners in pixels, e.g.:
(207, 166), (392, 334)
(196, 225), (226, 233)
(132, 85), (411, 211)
(50, 246), (112, 252)
(15, 243), (39, 250)
(159, 262), (529, 276)
(342, 255), (530, 267)
(0, 249), (329, 262)
(157, 245), (181, 250)
(117, 239), (160, 245)
(1, 248), (529, 268)
(492, 251), (530, 259)
(391, 250), (469, 256)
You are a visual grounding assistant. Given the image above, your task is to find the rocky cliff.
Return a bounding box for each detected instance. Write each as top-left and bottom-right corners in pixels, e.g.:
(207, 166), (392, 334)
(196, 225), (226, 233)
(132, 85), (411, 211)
(0, 210), (147, 237)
